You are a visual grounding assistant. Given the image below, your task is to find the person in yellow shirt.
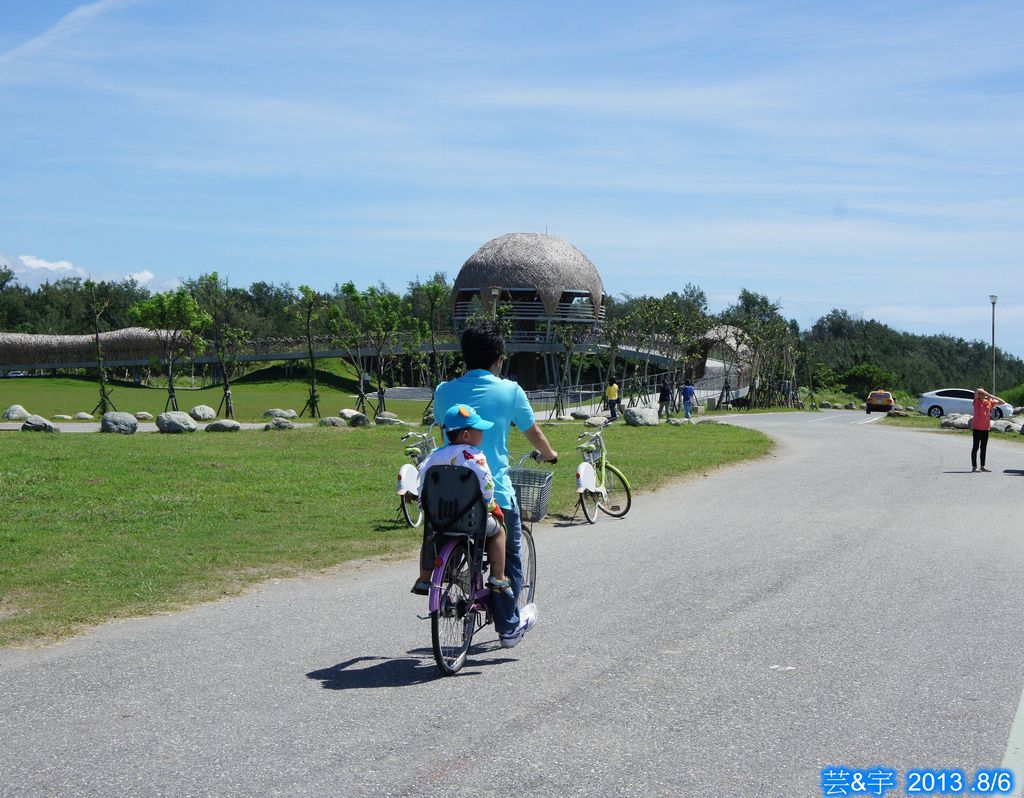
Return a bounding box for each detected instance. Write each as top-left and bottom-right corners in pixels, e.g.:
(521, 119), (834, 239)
(605, 376), (620, 420)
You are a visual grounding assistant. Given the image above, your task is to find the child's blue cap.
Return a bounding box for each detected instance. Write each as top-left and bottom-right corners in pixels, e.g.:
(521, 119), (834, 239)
(442, 404), (494, 431)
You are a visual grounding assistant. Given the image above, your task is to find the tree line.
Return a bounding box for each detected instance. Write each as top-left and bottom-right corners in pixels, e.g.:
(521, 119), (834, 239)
(3, 266), (1021, 411)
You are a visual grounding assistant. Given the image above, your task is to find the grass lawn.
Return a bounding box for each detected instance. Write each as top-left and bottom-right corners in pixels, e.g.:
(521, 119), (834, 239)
(0, 420), (771, 647)
(0, 375), (429, 424)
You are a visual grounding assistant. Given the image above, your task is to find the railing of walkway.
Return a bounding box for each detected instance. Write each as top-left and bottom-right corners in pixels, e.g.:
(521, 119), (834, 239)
(524, 369), (748, 419)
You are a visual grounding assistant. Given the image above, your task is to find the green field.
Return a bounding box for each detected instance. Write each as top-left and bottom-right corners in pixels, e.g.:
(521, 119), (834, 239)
(0, 374), (428, 424)
(0, 420), (772, 647)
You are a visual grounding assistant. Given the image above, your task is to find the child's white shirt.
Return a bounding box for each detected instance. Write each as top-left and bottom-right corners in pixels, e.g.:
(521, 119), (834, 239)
(417, 443), (498, 513)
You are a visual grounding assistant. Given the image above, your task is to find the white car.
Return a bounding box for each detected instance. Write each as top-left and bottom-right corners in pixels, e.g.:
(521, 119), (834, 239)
(917, 388), (1013, 419)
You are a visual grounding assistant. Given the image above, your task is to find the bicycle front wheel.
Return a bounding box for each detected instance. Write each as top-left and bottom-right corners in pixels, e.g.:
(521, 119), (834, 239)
(401, 494), (423, 527)
(579, 490), (599, 524)
(598, 464), (632, 517)
(431, 539), (474, 675)
(518, 527), (537, 609)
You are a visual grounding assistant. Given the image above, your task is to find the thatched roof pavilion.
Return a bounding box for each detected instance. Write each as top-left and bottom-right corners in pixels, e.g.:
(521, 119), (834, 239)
(452, 233), (606, 338)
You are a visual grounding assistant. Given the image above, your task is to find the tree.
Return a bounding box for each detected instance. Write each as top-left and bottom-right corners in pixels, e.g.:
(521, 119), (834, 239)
(336, 282), (410, 415)
(288, 286), (333, 418)
(721, 289), (797, 408)
(130, 288), (211, 412)
(842, 363), (897, 396)
(84, 280), (117, 415)
(406, 272), (454, 388)
(189, 272), (248, 419)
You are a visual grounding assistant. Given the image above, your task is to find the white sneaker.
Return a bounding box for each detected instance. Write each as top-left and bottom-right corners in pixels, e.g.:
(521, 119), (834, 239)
(499, 603), (538, 649)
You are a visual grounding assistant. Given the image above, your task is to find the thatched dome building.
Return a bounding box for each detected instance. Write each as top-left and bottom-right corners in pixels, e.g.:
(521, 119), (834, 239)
(452, 233), (606, 334)
(451, 233), (605, 387)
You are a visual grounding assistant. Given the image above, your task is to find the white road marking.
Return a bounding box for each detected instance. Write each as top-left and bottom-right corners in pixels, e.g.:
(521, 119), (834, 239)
(806, 414), (843, 423)
(853, 415), (884, 425)
(1002, 682), (1024, 795)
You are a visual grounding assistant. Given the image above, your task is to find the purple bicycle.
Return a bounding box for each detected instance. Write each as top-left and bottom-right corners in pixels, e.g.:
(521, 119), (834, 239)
(426, 452), (551, 675)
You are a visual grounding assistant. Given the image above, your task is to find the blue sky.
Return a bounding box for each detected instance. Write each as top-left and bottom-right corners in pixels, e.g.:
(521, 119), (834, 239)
(1, 1), (1022, 355)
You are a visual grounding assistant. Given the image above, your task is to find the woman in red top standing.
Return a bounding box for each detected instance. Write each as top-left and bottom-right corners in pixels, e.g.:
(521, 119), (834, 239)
(971, 387), (1007, 472)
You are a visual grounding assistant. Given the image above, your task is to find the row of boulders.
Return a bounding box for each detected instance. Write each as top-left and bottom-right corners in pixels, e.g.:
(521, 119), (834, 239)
(3, 403), (209, 423)
(568, 406), (716, 428)
(940, 413), (1024, 434)
(8, 401), (415, 433)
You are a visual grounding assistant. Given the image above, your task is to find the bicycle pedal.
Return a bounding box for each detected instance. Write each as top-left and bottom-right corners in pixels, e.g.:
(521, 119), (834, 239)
(609, 505), (620, 512)
(416, 614), (431, 621)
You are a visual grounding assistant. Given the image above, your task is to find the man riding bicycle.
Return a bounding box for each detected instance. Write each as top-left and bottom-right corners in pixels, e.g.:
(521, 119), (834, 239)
(433, 321), (557, 649)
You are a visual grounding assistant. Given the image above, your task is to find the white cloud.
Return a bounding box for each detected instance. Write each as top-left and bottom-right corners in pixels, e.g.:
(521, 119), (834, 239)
(11, 254), (89, 283)
(127, 269), (154, 283)
(0, 0), (139, 66)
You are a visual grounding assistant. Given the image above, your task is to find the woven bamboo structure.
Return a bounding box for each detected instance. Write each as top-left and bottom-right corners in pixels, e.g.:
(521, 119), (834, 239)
(0, 327), (170, 367)
(452, 233), (606, 332)
(451, 232), (606, 387)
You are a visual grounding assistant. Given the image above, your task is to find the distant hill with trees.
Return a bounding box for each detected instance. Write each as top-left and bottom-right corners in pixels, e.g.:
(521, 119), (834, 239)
(804, 309), (1024, 396)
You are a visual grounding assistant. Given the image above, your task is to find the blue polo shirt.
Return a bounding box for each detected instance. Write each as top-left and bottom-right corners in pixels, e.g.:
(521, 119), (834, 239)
(434, 369), (536, 509)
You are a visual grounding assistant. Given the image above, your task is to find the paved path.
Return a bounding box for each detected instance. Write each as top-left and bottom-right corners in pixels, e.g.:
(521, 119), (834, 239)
(3, 412), (1024, 796)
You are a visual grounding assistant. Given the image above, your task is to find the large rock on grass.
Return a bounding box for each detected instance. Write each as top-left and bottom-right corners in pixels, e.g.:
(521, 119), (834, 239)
(74, 412), (94, 420)
(623, 406), (660, 427)
(264, 418), (294, 431)
(21, 414), (58, 432)
(156, 411), (198, 433)
(135, 411), (154, 421)
(375, 415), (407, 426)
(206, 419), (241, 432)
(319, 417), (346, 427)
(101, 411), (138, 435)
(3, 404), (30, 421)
(940, 413), (972, 430)
(584, 416), (607, 427)
(263, 408), (291, 419)
(189, 404), (217, 421)
(51, 414), (72, 421)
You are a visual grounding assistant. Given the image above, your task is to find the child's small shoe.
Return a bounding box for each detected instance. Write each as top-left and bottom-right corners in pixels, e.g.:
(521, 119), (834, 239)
(410, 579), (431, 596)
(487, 575), (514, 598)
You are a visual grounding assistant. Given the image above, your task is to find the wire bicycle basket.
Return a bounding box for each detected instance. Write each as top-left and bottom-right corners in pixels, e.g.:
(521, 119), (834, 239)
(508, 459), (554, 523)
(579, 433), (605, 466)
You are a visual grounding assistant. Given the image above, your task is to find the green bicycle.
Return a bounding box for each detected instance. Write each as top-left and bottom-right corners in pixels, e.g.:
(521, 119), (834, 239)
(574, 428), (632, 523)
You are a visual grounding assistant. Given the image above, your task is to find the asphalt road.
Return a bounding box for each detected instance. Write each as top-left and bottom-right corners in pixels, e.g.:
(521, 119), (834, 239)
(3, 411), (1024, 797)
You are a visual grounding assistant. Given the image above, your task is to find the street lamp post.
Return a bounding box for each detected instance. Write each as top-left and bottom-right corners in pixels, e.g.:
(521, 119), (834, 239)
(990, 294), (998, 394)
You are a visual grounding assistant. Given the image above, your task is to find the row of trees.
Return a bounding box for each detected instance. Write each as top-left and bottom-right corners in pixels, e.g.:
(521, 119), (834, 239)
(4, 266), (1022, 412)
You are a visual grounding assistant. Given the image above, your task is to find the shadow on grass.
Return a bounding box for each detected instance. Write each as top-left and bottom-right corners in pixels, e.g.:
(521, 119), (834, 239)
(307, 648), (516, 688)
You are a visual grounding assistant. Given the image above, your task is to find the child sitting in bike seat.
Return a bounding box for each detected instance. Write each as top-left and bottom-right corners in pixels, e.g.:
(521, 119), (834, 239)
(410, 403), (514, 598)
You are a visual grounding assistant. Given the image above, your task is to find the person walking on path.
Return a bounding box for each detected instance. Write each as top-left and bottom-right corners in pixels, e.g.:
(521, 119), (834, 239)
(657, 380), (672, 419)
(971, 387), (1006, 472)
(605, 377), (620, 421)
(433, 320), (558, 648)
(682, 379), (697, 420)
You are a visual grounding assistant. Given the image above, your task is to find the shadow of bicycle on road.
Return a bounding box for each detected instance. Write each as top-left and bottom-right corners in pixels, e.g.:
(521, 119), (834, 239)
(307, 646), (517, 689)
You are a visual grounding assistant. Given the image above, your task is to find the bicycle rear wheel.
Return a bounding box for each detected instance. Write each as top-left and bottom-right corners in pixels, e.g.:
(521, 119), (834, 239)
(598, 464), (632, 517)
(401, 494), (423, 527)
(579, 490), (599, 524)
(518, 526), (537, 609)
(431, 539), (474, 675)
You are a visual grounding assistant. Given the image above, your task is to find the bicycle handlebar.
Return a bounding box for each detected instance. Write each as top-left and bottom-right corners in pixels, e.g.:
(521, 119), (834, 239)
(512, 450), (557, 467)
